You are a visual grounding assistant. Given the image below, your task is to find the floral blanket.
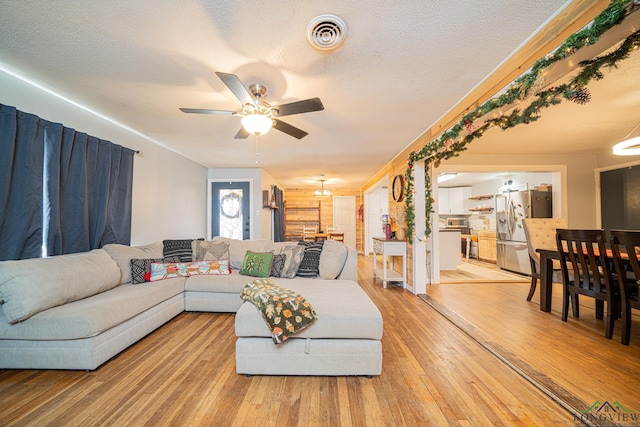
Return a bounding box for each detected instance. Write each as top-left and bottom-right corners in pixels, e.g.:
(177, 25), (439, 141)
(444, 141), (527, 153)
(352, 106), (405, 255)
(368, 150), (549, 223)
(239, 278), (318, 344)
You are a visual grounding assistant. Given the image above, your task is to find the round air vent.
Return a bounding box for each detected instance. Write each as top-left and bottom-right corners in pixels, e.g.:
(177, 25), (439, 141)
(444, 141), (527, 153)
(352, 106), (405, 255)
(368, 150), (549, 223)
(307, 14), (347, 51)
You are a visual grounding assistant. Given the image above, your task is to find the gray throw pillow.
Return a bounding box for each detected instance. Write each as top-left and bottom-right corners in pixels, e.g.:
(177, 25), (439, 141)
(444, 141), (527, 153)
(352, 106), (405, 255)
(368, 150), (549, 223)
(279, 245), (305, 279)
(270, 253), (286, 277)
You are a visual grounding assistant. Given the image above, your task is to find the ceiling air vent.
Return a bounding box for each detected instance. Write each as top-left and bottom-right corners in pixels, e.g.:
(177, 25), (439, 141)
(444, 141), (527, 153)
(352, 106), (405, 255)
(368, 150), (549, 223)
(307, 14), (347, 51)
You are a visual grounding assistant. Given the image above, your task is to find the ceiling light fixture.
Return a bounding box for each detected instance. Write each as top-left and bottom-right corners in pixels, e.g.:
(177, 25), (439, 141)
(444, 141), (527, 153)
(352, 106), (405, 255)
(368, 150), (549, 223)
(314, 179), (332, 197)
(240, 114), (273, 136)
(437, 173), (457, 183)
(613, 120), (640, 156)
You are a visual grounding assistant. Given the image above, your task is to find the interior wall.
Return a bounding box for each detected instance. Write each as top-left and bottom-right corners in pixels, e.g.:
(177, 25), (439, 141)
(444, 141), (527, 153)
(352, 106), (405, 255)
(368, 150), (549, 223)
(437, 153), (599, 228)
(0, 69), (207, 246)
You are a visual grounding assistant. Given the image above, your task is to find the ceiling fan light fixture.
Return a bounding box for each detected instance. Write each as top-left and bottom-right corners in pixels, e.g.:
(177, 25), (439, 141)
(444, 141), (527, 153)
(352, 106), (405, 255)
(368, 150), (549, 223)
(241, 114), (273, 136)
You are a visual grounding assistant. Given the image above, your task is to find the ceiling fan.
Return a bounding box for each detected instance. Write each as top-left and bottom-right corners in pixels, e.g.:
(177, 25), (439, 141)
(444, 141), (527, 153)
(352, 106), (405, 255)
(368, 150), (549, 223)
(180, 72), (324, 139)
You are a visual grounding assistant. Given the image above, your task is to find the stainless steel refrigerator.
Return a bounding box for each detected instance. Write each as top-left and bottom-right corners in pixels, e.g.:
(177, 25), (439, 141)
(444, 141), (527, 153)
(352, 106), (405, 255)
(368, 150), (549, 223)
(496, 189), (552, 275)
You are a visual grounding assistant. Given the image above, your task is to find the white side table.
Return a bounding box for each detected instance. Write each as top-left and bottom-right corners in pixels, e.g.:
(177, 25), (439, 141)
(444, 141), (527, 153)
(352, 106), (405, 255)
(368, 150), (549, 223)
(372, 237), (407, 288)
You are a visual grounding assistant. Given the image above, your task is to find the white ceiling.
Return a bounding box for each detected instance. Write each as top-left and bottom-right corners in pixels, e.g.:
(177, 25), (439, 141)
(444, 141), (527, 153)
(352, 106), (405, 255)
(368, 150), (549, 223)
(1, 1), (639, 189)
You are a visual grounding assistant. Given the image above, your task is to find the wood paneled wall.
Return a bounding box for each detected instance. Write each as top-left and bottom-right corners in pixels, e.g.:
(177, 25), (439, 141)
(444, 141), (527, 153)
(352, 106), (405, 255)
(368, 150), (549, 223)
(284, 187), (364, 252)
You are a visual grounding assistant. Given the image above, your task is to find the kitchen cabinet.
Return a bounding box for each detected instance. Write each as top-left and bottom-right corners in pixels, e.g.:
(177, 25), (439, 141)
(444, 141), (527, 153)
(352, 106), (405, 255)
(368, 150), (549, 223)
(438, 187), (471, 215)
(478, 230), (497, 262)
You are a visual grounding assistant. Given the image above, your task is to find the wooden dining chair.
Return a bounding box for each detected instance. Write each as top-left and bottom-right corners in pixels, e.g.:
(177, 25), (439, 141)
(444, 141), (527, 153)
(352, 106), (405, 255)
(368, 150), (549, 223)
(610, 229), (640, 345)
(522, 218), (567, 301)
(302, 225), (318, 242)
(555, 228), (620, 339)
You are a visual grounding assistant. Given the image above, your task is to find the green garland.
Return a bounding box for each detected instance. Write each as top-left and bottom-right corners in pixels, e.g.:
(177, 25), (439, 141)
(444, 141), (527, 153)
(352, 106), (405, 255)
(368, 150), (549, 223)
(405, 0), (640, 241)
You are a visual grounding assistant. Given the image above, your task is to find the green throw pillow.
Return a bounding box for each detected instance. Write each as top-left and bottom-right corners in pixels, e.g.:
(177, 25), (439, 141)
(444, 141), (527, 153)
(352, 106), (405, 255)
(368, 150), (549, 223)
(239, 251), (274, 278)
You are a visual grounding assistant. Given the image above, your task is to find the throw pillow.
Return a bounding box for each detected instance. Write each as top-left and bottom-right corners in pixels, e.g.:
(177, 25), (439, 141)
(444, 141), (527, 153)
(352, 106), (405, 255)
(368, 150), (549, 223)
(296, 241), (324, 278)
(192, 240), (230, 261)
(186, 259), (231, 275)
(162, 239), (203, 263)
(130, 258), (163, 284)
(270, 253), (286, 277)
(279, 245), (305, 279)
(239, 251), (274, 278)
(150, 262), (189, 281)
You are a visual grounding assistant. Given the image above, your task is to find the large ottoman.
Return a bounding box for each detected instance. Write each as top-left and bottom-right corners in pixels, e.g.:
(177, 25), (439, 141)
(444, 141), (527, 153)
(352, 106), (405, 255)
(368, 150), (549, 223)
(234, 279), (383, 376)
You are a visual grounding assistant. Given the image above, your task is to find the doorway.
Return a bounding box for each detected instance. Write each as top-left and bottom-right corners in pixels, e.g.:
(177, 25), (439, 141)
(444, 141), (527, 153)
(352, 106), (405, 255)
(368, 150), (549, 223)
(333, 196), (357, 249)
(209, 180), (251, 240)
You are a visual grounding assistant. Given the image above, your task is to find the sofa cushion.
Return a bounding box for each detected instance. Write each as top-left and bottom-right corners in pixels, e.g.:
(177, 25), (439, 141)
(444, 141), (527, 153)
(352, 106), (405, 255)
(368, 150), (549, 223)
(270, 253), (286, 277)
(239, 251), (273, 278)
(0, 249), (121, 324)
(103, 241), (163, 284)
(0, 277), (185, 340)
(296, 241), (324, 278)
(185, 271), (258, 294)
(318, 239), (348, 279)
(192, 240), (230, 261)
(278, 245), (305, 279)
(212, 237), (272, 269)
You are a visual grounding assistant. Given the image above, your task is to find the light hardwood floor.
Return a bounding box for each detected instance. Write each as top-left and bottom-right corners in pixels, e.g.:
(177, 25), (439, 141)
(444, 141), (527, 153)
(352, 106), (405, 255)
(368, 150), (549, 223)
(1, 255), (637, 426)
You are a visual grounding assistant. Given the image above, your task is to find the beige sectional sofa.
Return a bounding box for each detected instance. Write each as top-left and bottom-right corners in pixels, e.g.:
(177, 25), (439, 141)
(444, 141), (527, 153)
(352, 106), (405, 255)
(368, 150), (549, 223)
(0, 238), (382, 375)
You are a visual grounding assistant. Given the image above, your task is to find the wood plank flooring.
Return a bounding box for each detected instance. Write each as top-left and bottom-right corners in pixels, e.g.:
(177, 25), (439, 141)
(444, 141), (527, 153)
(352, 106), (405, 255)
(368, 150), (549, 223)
(2, 255), (635, 426)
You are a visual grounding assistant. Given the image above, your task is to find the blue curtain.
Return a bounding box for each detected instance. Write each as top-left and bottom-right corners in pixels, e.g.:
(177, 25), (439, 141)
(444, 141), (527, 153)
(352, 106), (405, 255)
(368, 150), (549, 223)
(0, 105), (45, 260)
(45, 123), (134, 255)
(0, 103), (135, 260)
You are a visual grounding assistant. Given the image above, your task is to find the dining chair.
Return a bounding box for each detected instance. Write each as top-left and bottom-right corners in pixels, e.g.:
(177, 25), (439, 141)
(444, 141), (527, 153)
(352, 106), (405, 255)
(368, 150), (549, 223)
(302, 224), (318, 242)
(522, 218), (567, 301)
(609, 229), (640, 345)
(555, 228), (619, 339)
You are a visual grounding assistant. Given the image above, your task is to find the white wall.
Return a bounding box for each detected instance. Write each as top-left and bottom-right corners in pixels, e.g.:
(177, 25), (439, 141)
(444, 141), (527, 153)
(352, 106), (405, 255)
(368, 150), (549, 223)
(0, 69), (207, 245)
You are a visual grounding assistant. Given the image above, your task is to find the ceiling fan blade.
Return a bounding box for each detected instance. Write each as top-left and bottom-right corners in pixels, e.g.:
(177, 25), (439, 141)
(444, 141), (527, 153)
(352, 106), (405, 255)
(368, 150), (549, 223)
(179, 108), (234, 115)
(234, 127), (251, 139)
(273, 98), (324, 117)
(215, 72), (256, 106)
(273, 119), (308, 139)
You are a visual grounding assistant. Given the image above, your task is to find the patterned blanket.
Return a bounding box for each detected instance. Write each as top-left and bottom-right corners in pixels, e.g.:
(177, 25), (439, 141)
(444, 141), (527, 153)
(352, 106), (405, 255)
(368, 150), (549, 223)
(239, 278), (318, 344)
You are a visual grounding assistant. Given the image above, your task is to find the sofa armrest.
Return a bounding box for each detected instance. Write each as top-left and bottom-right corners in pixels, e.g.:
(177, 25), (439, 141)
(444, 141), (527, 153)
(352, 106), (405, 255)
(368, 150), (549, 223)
(336, 246), (358, 282)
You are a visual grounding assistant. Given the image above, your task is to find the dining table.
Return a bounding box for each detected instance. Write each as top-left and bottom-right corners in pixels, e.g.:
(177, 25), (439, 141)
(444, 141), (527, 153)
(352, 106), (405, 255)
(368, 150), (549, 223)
(536, 246), (629, 312)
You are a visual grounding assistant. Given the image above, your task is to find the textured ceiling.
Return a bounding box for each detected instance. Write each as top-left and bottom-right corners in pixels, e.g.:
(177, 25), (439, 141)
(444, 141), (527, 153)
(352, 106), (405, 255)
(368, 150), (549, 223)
(1, 1), (638, 188)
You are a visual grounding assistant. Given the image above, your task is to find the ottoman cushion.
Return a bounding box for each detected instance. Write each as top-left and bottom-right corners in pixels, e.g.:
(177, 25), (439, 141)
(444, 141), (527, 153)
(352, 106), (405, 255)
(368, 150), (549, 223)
(235, 279), (383, 340)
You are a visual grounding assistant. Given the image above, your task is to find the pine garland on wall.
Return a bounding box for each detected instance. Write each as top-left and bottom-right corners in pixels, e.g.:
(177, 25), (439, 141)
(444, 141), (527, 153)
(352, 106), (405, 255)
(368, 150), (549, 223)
(404, 0), (640, 241)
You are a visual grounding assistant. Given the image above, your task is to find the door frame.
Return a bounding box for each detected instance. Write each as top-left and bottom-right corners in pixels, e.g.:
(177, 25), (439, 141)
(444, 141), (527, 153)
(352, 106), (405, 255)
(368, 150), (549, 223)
(207, 178), (254, 240)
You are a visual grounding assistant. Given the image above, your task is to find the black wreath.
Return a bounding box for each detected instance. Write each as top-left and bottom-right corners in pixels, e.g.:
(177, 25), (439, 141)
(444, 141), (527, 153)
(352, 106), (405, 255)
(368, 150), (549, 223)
(220, 192), (241, 219)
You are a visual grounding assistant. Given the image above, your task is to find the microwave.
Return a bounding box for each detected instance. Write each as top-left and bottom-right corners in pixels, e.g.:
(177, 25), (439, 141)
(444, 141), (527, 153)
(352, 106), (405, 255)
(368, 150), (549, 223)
(446, 218), (468, 228)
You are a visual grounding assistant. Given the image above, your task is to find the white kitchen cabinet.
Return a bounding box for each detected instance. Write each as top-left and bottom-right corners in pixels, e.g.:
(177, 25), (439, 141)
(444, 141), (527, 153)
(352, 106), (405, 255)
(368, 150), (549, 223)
(438, 187), (471, 215)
